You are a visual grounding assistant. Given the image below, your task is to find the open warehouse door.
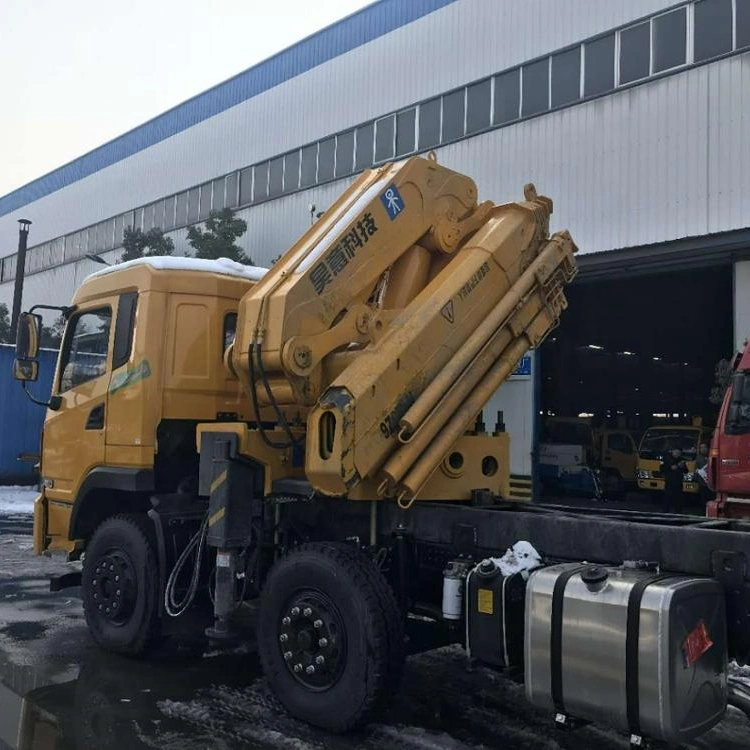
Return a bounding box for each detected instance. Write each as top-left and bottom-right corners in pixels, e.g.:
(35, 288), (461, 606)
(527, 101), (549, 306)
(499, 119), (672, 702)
(538, 256), (734, 501)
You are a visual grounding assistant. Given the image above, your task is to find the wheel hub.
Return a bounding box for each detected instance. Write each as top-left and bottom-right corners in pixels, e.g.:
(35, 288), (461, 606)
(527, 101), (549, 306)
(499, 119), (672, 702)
(279, 591), (345, 690)
(90, 551), (135, 625)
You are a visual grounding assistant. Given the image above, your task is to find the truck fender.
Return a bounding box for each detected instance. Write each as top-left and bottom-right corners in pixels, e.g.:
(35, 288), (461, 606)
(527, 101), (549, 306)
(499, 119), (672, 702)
(69, 467), (155, 540)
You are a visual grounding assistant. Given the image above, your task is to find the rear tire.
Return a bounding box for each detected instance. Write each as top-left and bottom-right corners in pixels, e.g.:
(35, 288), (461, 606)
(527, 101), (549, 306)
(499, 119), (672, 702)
(82, 514), (160, 656)
(257, 542), (405, 732)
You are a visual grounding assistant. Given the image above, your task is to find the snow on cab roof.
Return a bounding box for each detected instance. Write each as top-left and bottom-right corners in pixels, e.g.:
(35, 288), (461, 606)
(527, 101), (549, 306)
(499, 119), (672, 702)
(85, 255), (269, 282)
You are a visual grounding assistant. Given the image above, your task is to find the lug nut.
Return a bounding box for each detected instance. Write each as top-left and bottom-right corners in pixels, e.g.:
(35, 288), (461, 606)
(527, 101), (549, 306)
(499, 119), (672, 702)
(306, 665), (316, 675)
(115, 576), (120, 583)
(318, 637), (328, 648)
(98, 604), (103, 611)
(303, 607), (312, 618)
(92, 579), (97, 586)
(315, 655), (325, 665)
(93, 593), (98, 600)
(284, 651), (293, 661)
(291, 607), (300, 617)
(105, 607), (110, 614)
(109, 565), (114, 571)
(293, 663), (302, 673)
(116, 590), (121, 596)
(279, 634), (288, 643)
(313, 619), (323, 629)
(282, 616), (291, 626)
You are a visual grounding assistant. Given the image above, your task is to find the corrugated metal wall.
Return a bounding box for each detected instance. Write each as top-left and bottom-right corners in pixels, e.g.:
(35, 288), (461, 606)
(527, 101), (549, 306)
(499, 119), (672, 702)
(0, 345), (56, 484)
(0, 0), (679, 250)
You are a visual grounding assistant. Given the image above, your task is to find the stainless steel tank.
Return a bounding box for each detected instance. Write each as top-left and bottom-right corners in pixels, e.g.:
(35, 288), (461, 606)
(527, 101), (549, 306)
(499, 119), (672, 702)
(525, 563), (727, 744)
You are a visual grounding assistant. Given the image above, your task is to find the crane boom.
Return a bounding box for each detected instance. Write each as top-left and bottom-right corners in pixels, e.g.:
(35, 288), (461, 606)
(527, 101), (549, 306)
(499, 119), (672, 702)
(230, 155), (577, 501)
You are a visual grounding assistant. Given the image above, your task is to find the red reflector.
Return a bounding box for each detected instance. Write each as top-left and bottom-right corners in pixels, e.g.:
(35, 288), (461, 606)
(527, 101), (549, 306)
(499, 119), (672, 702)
(682, 620), (713, 667)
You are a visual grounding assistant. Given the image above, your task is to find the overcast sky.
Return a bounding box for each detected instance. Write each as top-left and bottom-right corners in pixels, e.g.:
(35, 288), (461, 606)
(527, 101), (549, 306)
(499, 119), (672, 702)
(0, 0), (373, 197)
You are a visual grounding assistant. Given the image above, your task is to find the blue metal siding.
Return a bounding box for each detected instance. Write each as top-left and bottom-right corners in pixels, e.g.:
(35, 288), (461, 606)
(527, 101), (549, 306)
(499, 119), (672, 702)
(0, 0), (457, 220)
(0, 345), (56, 484)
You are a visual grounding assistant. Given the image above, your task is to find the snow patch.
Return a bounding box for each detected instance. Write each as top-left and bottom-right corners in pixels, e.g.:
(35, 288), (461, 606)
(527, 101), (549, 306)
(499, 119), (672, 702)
(485, 541), (542, 578)
(86, 256), (268, 282)
(0, 486), (38, 514)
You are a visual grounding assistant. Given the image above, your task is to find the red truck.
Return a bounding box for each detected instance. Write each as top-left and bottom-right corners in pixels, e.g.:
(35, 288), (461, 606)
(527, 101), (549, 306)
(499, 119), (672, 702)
(707, 341), (750, 518)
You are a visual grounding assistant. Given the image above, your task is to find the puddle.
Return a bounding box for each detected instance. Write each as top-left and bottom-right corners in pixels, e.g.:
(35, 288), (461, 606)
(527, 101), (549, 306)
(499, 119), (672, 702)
(0, 622), (47, 641)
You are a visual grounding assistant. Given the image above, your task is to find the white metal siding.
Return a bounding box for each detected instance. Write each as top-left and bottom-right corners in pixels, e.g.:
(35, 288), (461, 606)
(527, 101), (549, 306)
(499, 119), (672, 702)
(0, 0), (679, 250)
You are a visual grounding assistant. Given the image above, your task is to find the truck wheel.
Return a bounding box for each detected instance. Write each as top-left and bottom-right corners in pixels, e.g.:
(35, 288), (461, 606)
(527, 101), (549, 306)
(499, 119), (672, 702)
(257, 542), (405, 732)
(82, 514), (160, 656)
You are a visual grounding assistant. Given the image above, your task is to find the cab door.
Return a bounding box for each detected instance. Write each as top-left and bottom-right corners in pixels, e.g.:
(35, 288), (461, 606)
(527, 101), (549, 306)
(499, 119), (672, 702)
(42, 303), (115, 504)
(716, 372), (750, 496)
(602, 431), (637, 482)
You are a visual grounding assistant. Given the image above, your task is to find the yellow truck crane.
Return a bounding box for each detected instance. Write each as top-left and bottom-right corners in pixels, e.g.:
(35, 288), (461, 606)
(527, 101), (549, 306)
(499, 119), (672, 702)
(13, 155), (750, 747)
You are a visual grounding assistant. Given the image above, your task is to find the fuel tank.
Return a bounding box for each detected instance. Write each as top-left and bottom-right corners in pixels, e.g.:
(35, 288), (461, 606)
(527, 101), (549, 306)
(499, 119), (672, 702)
(525, 563), (727, 744)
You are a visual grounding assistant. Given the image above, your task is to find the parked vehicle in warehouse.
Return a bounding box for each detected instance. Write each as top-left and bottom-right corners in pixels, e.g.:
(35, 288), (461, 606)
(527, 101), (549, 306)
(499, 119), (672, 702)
(635, 421), (712, 499)
(11, 155), (750, 747)
(539, 416), (636, 498)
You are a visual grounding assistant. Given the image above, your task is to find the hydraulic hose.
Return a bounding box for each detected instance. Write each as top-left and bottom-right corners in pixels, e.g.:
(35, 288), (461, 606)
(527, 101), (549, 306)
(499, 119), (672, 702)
(164, 515), (208, 618)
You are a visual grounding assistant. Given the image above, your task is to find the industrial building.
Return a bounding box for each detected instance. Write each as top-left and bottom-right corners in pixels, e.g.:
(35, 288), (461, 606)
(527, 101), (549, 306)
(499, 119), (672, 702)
(1, 0), (749, 491)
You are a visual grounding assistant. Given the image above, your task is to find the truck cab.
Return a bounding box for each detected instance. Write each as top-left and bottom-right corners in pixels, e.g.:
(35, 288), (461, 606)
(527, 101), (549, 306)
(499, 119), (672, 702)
(708, 342), (750, 517)
(636, 422), (710, 497)
(17, 256), (265, 557)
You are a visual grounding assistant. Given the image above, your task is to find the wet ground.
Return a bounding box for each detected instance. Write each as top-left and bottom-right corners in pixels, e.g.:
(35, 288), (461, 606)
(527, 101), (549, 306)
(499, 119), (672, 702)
(2, 495), (750, 750)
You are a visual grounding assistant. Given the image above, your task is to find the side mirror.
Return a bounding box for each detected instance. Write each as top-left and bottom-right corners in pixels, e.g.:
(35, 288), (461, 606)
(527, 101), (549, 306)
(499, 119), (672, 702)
(16, 312), (41, 360)
(13, 358), (38, 382)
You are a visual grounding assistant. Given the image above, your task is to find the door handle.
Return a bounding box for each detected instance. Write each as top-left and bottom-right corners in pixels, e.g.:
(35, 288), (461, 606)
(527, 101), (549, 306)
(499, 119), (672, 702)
(85, 404), (105, 430)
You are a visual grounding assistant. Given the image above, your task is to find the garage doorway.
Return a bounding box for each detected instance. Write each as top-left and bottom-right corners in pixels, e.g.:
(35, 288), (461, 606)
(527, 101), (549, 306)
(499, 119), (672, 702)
(539, 263), (733, 433)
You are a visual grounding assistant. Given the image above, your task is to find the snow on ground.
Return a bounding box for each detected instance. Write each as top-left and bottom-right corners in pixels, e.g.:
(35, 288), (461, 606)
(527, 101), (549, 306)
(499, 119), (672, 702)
(0, 485), (38, 514)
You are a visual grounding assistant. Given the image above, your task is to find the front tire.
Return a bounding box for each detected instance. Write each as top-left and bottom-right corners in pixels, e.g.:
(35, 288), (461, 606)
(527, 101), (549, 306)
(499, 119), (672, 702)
(257, 542), (405, 732)
(82, 514), (160, 656)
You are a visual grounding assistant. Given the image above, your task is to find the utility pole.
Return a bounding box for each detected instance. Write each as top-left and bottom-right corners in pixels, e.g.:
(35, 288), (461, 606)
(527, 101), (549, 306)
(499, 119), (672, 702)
(10, 218), (32, 341)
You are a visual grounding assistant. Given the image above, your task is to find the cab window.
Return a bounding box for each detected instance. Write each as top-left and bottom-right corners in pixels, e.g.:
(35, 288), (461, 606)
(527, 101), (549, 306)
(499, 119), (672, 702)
(726, 373), (750, 435)
(59, 308), (112, 392)
(223, 312), (237, 351)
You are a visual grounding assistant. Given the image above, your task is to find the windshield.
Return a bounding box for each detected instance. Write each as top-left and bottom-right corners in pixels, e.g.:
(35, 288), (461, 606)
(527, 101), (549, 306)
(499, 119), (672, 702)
(543, 421), (593, 446)
(638, 429), (699, 461)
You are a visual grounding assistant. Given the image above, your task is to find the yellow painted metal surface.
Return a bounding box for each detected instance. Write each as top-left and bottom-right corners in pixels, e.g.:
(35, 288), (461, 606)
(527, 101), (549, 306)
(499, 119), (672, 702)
(32, 493), (45, 556)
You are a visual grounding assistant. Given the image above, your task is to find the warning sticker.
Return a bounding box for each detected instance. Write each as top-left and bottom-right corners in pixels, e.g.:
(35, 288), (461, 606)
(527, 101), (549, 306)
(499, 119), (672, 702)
(477, 588), (494, 615)
(682, 620), (714, 667)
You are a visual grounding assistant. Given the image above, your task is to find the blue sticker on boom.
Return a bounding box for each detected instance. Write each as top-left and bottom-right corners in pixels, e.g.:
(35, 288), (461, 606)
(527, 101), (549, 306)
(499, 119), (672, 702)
(381, 184), (404, 220)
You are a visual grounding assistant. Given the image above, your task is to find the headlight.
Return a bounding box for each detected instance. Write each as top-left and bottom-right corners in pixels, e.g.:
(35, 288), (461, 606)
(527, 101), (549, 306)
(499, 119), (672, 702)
(637, 470), (650, 480)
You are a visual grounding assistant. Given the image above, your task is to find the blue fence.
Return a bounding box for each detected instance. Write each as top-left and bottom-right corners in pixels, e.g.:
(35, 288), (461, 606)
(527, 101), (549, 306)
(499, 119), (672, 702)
(0, 344), (57, 485)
